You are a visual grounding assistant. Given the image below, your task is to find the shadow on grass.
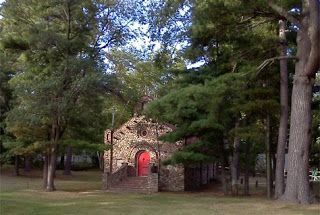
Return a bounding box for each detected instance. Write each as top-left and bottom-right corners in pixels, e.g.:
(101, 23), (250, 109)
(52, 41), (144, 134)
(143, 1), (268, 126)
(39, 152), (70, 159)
(1, 166), (319, 215)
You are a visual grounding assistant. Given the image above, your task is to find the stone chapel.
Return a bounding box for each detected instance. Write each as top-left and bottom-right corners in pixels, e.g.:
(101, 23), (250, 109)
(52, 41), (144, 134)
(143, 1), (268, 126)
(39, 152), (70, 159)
(102, 97), (215, 193)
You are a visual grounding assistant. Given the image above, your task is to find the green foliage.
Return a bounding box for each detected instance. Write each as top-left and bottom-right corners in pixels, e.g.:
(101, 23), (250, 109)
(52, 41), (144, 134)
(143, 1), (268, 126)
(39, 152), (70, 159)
(2, 139), (44, 156)
(0, 0), (172, 167)
(145, 0), (283, 167)
(0, 0), (109, 157)
(0, 39), (18, 164)
(101, 47), (186, 130)
(146, 71), (247, 164)
(163, 150), (212, 165)
(0, 0), (308, 178)
(310, 74), (320, 167)
(61, 139), (110, 153)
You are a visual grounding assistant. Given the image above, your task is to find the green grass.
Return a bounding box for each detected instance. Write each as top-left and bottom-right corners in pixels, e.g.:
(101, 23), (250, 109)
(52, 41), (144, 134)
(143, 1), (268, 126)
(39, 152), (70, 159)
(0, 168), (319, 215)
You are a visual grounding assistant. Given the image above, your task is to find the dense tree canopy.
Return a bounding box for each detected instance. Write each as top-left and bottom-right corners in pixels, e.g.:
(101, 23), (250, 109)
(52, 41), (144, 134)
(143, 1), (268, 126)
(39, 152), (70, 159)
(145, 0), (319, 203)
(0, 0), (319, 204)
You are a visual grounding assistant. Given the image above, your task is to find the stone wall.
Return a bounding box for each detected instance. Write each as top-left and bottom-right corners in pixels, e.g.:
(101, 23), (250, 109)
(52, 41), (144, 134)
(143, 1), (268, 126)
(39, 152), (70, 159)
(148, 173), (159, 193)
(102, 163), (128, 190)
(103, 115), (184, 191)
(159, 164), (184, 191)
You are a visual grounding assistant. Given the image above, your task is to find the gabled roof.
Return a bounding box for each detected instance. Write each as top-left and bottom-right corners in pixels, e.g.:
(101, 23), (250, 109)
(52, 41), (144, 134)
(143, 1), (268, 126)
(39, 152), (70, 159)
(104, 115), (173, 145)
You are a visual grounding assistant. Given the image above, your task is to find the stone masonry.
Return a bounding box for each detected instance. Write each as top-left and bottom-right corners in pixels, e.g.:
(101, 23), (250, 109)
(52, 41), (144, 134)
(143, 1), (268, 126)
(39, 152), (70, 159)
(104, 115), (185, 191)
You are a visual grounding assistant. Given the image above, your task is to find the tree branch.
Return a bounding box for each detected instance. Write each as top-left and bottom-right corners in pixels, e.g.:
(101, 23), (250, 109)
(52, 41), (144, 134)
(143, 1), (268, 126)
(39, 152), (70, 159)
(267, 0), (301, 28)
(304, 0), (320, 77)
(257, 56), (297, 72)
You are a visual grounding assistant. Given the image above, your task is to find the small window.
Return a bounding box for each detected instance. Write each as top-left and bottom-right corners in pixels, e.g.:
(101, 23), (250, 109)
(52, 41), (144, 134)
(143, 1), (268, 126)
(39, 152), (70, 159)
(141, 130), (148, 137)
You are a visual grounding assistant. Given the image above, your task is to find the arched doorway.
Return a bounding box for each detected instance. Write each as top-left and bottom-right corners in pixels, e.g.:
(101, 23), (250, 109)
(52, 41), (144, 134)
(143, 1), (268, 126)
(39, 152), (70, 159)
(137, 151), (150, 176)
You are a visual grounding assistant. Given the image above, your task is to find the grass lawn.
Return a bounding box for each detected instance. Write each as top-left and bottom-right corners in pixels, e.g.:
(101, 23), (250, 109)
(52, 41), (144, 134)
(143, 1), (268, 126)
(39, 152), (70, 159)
(0, 167), (319, 215)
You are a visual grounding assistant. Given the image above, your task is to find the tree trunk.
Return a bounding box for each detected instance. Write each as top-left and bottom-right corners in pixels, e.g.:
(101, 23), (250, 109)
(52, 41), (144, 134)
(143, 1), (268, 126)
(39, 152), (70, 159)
(14, 155), (19, 176)
(110, 130), (114, 173)
(231, 121), (240, 196)
(281, 76), (313, 203)
(272, 152), (276, 189)
(268, 0), (320, 204)
(24, 155), (31, 172)
(266, 115), (273, 198)
(43, 153), (48, 189)
(213, 162), (218, 179)
(200, 162), (203, 185)
(281, 1), (319, 203)
(221, 163), (228, 195)
(244, 143), (250, 196)
(275, 19), (289, 199)
(46, 143), (58, 191)
(53, 151), (57, 178)
(97, 151), (104, 171)
(221, 138), (229, 195)
(63, 144), (72, 175)
(45, 118), (60, 191)
(60, 154), (64, 170)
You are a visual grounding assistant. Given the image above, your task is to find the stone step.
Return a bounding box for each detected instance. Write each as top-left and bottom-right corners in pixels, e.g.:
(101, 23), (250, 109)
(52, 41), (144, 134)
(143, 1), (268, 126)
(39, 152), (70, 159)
(111, 186), (149, 190)
(114, 184), (147, 188)
(109, 176), (150, 193)
(119, 178), (147, 183)
(116, 180), (147, 185)
(112, 183), (148, 187)
(119, 181), (148, 184)
(111, 184), (148, 188)
(123, 177), (148, 181)
(108, 188), (150, 194)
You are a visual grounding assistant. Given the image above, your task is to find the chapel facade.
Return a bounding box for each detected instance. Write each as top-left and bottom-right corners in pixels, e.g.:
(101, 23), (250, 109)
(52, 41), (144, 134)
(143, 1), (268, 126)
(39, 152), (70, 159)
(102, 98), (215, 192)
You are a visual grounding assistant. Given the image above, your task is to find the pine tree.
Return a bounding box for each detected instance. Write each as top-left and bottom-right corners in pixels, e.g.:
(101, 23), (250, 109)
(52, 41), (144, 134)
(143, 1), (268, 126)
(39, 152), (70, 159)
(146, 0), (282, 197)
(1, 0), (104, 191)
(267, 0), (320, 203)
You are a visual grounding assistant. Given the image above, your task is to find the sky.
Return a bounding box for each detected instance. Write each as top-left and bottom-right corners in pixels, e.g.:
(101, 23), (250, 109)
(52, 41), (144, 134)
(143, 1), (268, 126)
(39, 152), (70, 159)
(0, 0), (204, 69)
(127, 21), (205, 69)
(0, 0), (3, 18)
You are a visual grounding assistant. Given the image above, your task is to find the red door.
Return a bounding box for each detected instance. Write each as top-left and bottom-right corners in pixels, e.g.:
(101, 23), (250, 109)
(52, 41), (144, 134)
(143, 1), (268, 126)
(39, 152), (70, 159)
(137, 151), (150, 176)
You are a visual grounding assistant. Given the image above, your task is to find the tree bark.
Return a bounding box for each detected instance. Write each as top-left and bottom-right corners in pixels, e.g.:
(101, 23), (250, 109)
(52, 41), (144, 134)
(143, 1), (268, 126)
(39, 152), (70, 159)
(97, 151), (104, 171)
(231, 121), (240, 196)
(45, 118), (61, 191)
(213, 162), (218, 179)
(63, 144), (72, 175)
(14, 155), (19, 176)
(272, 152), (276, 188)
(60, 154), (64, 170)
(266, 115), (273, 198)
(110, 129), (114, 173)
(221, 138), (229, 195)
(24, 155), (31, 172)
(42, 153), (48, 190)
(221, 162), (228, 195)
(281, 76), (314, 203)
(244, 143), (250, 196)
(200, 162), (203, 185)
(46, 143), (58, 191)
(281, 0), (319, 203)
(268, 0), (320, 204)
(275, 19), (289, 199)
